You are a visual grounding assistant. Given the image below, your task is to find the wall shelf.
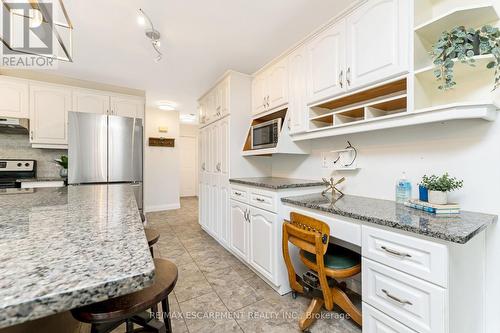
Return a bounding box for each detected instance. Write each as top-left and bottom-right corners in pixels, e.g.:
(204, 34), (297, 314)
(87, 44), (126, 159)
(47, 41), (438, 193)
(414, 4), (499, 42)
(415, 54), (495, 77)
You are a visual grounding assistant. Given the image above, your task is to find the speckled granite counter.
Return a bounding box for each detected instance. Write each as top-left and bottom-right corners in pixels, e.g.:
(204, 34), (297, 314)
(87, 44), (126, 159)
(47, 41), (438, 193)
(16, 177), (66, 182)
(0, 184), (155, 329)
(229, 177), (324, 190)
(281, 193), (497, 244)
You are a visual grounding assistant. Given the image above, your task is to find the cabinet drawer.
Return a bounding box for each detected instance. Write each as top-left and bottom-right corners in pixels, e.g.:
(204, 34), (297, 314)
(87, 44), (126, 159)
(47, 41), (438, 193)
(362, 225), (448, 287)
(363, 259), (446, 333)
(363, 302), (416, 333)
(230, 186), (249, 203)
(249, 189), (277, 213)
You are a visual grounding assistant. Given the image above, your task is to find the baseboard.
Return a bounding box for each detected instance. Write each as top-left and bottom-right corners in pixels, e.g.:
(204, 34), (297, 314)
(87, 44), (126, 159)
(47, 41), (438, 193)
(145, 203), (180, 212)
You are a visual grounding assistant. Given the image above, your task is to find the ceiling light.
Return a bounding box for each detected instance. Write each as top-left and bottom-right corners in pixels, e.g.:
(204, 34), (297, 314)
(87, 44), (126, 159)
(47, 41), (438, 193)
(180, 114), (197, 123)
(138, 8), (162, 62)
(157, 102), (176, 111)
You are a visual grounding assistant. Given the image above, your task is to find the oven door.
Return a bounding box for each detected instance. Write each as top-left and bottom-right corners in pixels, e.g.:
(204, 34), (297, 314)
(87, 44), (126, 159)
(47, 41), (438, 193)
(251, 119), (281, 150)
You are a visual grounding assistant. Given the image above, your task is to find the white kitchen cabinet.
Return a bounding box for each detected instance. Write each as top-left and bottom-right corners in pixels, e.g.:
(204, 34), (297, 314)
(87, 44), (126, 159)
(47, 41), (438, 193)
(29, 83), (71, 146)
(215, 77), (229, 118)
(0, 76), (29, 118)
(306, 20), (346, 104)
(230, 200), (249, 260)
(248, 206), (276, 282)
(288, 46), (308, 134)
(345, 0), (410, 90)
(110, 95), (144, 119)
(252, 58), (289, 115)
(72, 89), (109, 114)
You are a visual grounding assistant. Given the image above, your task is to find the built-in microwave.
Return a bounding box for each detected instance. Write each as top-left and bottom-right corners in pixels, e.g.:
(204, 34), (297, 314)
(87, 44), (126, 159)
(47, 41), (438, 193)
(251, 118), (281, 150)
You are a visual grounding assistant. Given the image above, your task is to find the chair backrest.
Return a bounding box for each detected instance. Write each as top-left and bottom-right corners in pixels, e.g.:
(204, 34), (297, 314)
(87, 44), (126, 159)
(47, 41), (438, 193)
(284, 212), (330, 255)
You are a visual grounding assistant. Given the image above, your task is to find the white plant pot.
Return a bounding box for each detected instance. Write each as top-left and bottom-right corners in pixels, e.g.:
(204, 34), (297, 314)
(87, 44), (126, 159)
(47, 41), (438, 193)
(428, 190), (448, 205)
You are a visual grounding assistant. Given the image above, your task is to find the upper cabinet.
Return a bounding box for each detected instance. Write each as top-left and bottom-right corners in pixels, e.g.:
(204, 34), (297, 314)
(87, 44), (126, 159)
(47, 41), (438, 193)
(72, 89), (110, 114)
(215, 77), (229, 118)
(199, 76), (231, 125)
(111, 95), (145, 119)
(252, 57), (288, 115)
(29, 83), (71, 146)
(0, 76), (29, 118)
(345, 0), (410, 90)
(305, 0), (409, 105)
(288, 45), (308, 134)
(306, 20), (346, 104)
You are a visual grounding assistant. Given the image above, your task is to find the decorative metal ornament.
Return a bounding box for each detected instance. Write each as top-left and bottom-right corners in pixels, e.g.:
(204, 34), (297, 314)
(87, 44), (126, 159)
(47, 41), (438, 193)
(138, 8), (162, 62)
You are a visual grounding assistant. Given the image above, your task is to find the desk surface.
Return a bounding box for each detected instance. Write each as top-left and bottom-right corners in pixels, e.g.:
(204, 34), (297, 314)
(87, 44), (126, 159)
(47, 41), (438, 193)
(282, 193), (497, 244)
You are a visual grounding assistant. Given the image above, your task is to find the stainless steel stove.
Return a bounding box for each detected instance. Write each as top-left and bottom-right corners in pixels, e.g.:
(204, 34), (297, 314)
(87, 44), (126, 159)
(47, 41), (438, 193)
(0, 159), (36, 189)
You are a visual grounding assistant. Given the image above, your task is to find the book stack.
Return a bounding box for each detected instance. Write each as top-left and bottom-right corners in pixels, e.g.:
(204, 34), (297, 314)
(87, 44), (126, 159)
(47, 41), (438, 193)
(404, 199), (460, 215)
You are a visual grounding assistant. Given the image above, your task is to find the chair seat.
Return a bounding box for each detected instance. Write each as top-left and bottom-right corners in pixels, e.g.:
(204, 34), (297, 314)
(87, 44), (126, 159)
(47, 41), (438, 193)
(71, 258), (177, 324)
(145, 228), (160, 247)
(300, 245), (361, 270)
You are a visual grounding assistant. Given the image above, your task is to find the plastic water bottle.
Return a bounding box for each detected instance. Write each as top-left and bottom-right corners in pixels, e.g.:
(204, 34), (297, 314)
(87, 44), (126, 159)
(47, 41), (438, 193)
(395, 172), (412, 204)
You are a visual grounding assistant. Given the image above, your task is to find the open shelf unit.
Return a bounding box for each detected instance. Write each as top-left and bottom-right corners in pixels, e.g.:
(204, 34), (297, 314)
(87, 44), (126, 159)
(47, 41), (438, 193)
(308, 78), (408, 131)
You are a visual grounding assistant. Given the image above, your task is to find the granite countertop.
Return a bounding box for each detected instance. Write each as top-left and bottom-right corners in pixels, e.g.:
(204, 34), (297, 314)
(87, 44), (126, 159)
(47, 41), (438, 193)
(16, 177), (66, 182)
(229, 177), (324, 190)
(0, 184), (155, 329)
(281, 193), (497, 244)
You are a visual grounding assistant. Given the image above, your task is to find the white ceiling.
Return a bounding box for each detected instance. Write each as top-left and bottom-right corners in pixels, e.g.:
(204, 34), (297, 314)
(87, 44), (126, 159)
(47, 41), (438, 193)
(53, 0), (355, 118)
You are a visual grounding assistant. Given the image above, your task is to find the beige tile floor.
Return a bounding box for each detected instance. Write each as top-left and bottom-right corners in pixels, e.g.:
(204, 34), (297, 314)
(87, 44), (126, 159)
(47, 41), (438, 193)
(84, 197), (362, 333)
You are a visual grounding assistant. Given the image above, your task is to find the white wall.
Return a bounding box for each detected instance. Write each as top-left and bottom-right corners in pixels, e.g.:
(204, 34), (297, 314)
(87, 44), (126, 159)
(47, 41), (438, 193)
(271, 118), (500, 331)
(144, 108), (181, 212)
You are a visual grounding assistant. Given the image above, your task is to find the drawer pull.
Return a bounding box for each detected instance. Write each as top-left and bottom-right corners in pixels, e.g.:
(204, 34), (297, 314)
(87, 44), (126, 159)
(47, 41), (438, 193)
(381, 246), (411, 258)
(255, 198), (265, 202)
(234, 192), (242, 196)
(382, 289), (413, 306)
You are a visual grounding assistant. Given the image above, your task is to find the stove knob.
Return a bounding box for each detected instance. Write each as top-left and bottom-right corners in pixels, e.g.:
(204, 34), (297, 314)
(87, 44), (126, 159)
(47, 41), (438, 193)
(17, 163), (22, 167)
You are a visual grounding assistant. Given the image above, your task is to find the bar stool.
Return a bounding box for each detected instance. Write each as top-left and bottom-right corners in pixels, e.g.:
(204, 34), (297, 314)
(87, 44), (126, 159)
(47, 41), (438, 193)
(145, 228), (160, 257)
(72, 258), (178, 333)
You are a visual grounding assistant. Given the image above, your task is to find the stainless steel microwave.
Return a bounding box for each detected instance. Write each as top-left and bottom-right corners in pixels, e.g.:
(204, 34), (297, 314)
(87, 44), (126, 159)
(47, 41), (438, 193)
(251, 118), (281, 150)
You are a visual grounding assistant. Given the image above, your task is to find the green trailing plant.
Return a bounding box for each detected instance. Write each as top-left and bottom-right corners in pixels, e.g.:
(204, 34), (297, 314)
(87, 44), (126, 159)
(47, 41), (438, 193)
(54, 155), (68, 169)
(430, 25), (500, 90)
(420, 173), (463, 192)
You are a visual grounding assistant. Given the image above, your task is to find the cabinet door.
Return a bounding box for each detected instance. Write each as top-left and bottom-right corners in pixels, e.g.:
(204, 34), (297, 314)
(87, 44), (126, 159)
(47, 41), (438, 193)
(230, 200), (249, 260)
(307, 20), (346, 104)
(29, 84), (71, 145)
(199, 182), (209, 229)
(218, 181), (230, 246)
(216, 78), (230, 117)
(111, 96), (144, 119)
(248, 206), (276, 282)
(288, 46), (308, 134)
(219, 117), (229, 178)
(345, 0), (410, 89)
(72, 89), (110, 114)
(0, 77), (29, 118)
(252, 72), (268, 115)
(267, 58), (288, 110)
(205, 91), (216, 123)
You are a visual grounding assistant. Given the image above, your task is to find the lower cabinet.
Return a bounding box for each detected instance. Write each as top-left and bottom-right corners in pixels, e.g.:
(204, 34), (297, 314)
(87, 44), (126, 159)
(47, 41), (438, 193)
(230, 200), (249, 260)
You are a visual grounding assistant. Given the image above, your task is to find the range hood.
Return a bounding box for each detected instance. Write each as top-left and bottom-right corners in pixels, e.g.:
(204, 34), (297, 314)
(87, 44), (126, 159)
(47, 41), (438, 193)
(0, 118), (29, 134)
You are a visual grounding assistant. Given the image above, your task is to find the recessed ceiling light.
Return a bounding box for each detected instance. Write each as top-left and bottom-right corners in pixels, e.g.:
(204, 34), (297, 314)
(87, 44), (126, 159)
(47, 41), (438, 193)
(157, 101), (177, 111)
(180, 114), (197, 123)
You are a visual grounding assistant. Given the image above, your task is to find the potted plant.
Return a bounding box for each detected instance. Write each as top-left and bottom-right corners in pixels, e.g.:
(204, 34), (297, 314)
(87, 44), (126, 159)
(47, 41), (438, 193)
(430, 25), (500, 90)
(420, 173), (463, 205)
(54, 155), (68, 178)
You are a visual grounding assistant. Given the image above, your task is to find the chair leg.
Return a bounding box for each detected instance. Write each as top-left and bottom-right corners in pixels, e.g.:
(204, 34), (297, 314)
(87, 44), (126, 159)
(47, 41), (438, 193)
(125, 319), (134, 333)
(150, 246), (154, 257)
(299, 297), (324, 331)
(162, 297), (172, 333)
(331, 287), (362, 326)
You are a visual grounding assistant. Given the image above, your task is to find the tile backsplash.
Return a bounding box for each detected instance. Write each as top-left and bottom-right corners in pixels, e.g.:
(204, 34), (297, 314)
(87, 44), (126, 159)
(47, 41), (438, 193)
(0, 133), (67, 178)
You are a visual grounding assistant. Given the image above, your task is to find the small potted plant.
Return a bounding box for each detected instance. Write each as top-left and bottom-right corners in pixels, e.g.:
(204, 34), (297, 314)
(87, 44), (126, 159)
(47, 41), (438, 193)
(420, 173), (463, 205)
(54, 155), (68, 178)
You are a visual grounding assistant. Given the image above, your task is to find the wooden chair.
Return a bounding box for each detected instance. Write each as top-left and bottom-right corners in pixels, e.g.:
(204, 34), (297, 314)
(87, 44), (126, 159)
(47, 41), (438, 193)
(282, 212), (362, 331)
(145, 228), (160, 257)
(72, 258), (177, 333)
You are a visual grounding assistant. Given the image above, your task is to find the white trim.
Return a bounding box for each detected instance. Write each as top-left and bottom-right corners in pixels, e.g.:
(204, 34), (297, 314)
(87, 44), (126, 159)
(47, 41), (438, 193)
(145, 203), (180, 212)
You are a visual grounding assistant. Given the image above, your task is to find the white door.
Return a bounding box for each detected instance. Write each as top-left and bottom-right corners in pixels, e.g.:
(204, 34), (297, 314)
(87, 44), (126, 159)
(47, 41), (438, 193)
(288, 46), (308, 134)
(230, 200), (249, 260)
(252, 72), (268, 115)
(248, 206), (276, 282)
(72, 89), (110, 114)
(0, 77), (29, 118)
(29, 84), (71, 145)
(267, 58), (288, 110)
(345, 0), (410, 89)
(307, 20), (346, 104)
(111, 96), (144, 119)
(179, 136), (198, 197)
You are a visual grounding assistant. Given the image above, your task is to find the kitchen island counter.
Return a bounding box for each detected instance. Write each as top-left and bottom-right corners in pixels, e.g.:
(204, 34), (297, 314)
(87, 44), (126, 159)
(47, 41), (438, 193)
(0, 184), (155, 329)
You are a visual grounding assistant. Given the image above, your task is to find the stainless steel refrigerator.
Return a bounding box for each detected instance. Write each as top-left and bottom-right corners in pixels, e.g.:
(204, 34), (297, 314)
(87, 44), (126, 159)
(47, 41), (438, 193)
(68, 111), (143, 211)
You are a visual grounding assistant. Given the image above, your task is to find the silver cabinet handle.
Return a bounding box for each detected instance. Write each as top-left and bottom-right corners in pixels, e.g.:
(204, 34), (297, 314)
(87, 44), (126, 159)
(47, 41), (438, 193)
(263, 97), (266, 108)
(30, 130), (34, 140)
(201, 163), (206, 171)
(339, 69), (344, 88)
(346, 67), (351, 87)
(382, 289), (413, 306)
(255, 198), (265, 202)
(216, 162), (221, 172)
(234, 192), (242, 196)
(381, 246), (411, 258)
(267, 96), (270, 107)
(288, 118), (291, 130)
